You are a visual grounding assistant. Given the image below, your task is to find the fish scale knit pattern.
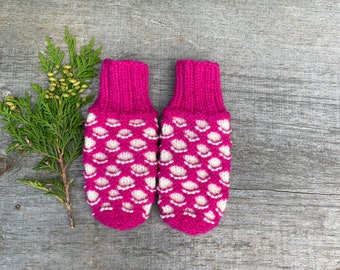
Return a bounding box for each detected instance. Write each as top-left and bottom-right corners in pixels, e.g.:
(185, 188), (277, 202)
(83, 59), (158, 230)
(158, 60), (232, 235)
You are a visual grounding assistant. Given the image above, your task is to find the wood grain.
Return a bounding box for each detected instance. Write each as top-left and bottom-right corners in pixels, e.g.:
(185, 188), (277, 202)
(0, 1), (339, 269)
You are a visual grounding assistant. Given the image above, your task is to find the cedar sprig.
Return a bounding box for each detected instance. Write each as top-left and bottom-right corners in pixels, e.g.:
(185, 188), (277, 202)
(0, 28), (102, 228)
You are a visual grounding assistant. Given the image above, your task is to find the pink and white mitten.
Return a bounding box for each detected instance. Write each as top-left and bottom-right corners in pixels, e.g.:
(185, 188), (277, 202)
(83, 59), (158, 230)
(158, 60), (232, 235)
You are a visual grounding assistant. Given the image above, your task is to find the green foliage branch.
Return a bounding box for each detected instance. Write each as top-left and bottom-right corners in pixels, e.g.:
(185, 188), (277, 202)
(0, 28), (102, 228)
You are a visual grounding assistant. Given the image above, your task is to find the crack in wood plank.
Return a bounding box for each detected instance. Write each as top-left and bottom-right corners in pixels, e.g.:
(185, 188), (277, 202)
(232, 187), (340, 196)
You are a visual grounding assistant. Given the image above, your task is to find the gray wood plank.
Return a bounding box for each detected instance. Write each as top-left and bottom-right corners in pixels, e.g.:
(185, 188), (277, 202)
(1, 1), (339, 269)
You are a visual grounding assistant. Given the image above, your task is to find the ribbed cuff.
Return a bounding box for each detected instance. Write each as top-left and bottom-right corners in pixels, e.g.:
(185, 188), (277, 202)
(93, 59), (154, 113)
(168, 60), (227, 113)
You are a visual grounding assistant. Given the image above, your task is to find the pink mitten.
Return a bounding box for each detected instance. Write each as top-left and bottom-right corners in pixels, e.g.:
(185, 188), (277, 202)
(158, 60), (232, 235)
(83, 59), (158, 230)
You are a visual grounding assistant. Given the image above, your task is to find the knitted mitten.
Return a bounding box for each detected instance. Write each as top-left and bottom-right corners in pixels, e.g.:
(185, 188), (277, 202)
(158, 60), (232, 235)
(83, 59), (158, 230)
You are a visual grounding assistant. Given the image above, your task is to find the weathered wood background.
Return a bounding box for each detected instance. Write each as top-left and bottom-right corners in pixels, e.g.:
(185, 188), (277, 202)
(0, 1), (339, 269)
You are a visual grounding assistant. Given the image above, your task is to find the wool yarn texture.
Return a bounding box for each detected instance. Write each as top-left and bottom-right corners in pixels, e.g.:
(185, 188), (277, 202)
(83, 59), (158, 230)
(158, 60), (232, 235)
